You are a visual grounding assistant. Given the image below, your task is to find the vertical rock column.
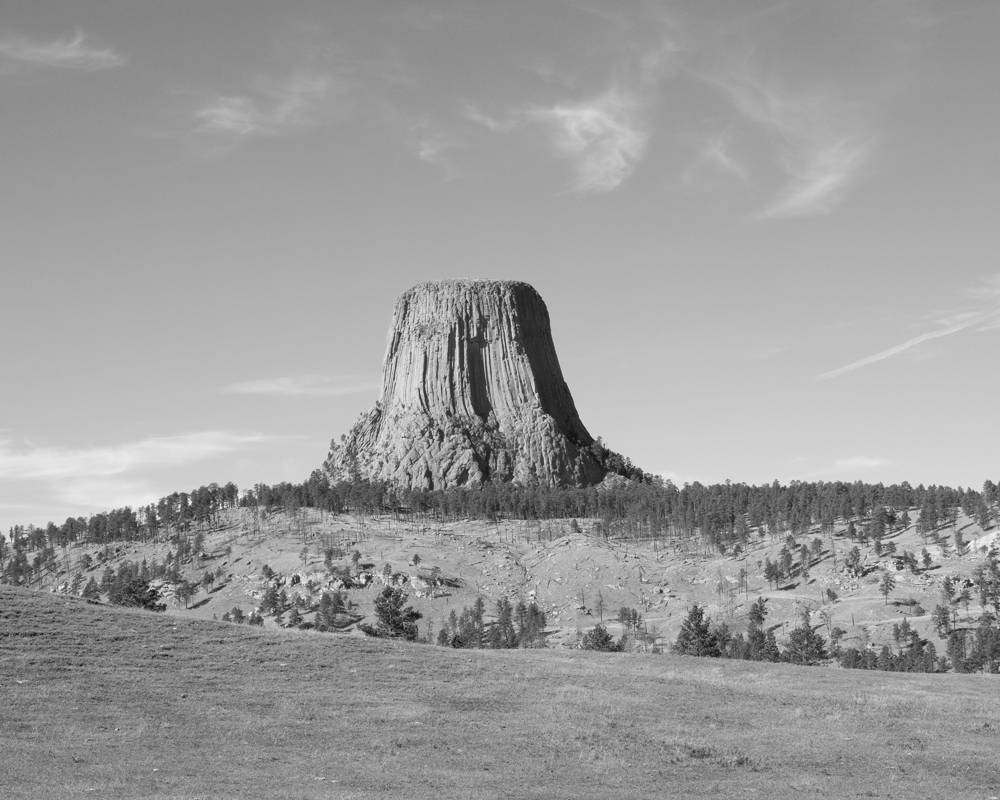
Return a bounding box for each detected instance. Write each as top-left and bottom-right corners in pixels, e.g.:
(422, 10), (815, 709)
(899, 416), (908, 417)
(324, 279), (606, 489)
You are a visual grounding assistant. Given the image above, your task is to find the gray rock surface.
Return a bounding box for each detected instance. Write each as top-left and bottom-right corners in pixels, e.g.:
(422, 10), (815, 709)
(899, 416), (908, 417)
(324, 279), (606, 489)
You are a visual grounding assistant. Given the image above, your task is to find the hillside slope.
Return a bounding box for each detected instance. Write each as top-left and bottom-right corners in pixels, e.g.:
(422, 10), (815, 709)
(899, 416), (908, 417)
(23, 506), (1000, 655)
(2, 585), (1000, 799)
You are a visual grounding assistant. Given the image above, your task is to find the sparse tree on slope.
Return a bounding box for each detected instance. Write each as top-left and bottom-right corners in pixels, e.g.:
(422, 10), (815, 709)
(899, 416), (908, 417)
(109, 577), (165, 612)
(489, 597), (518, 648)
(880, 571), (896, 606)
(673, 605), (719, 657)
(315, 590), (347, 632)
(783, 610), (828, 666)
(580, 624), (622, 652)
(81, 577), (101, 600)
(364, 586), (421, 641)
(844, 547), (862, 577)
(174, 580), (195, 609)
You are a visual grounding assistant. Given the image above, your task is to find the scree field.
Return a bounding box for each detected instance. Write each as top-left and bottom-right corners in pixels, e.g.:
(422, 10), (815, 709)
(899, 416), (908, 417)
(2, 584), (999, 799)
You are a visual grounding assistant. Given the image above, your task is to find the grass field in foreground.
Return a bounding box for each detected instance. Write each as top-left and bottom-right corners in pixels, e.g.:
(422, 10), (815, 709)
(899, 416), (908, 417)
(2, 585), (1000, 800)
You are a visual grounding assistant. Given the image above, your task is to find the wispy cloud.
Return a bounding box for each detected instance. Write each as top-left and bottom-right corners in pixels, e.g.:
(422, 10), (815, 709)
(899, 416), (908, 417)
(527, 88), (648, 193)
(463, 104), (520, 134)
(683, 130), (749, 188)
(818, 316), (986, 381)
(763, 137), (872, 219)
(819, 274), (1000, 380)
(0, 431), (274, 480)
(225, 375), (376, 398)
(966, 273), (1000, 300)
(196, 73), (334, 138)
(709, 71), (873, 218)
(409, 120), (463, 179)
(0, 28), (125, 71)
(701, 132), (748, 182)
(461, 23), (677, 194)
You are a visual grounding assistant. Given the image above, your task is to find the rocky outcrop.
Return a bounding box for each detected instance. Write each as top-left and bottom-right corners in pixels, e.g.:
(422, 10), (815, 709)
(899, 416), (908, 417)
(324, 279), (607, 490)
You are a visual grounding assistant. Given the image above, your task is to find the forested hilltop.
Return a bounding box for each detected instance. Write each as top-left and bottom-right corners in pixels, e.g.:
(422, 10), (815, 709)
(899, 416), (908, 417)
(7, 473), (1000, 676)
(3, 473), (996, 584)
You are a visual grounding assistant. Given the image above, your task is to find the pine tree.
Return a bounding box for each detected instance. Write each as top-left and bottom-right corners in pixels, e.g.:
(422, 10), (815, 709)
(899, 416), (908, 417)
(489, 597), (518, 648)
(880, 571), (896, 605)
(745, 597), (774, 661)
(779, 547), (793, 585)
(81, 577), (101, 600)
(763, 558), (777, 589)
(783, 611), (828, 666)
(580, 624), (621, 652)
(108, 577), (165, 611)
(515, 601), (547, 647)
(260, 585), (281, 615)
(673, 605), (719, 657)
(100, 565), (115, 594)
(175, 580), (195, 608)
(315, 590), (347, 631)
(844, 546), (862, 577)
(366, 586), (421, 640)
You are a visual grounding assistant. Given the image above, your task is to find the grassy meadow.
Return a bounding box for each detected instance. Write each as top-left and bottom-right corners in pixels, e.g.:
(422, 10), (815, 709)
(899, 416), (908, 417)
(2, 584), (999, 799)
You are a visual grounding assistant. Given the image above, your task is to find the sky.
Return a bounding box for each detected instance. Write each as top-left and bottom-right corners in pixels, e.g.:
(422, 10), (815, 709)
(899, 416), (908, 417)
(2, 0), (999, 530)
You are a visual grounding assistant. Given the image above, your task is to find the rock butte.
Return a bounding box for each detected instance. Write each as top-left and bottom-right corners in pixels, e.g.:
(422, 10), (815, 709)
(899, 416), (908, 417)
(324, 279), (607, 489)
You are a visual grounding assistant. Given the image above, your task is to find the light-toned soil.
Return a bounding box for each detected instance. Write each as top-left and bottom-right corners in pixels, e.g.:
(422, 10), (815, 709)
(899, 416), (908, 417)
(37, 508), (996, 653)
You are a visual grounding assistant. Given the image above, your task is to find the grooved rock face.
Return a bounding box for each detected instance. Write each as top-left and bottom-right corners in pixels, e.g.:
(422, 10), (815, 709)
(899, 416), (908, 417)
(324, 279), (606, 490)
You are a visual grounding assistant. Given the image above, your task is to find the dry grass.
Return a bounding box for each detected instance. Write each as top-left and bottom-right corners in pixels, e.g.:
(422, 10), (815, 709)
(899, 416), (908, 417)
(2, 584), (1000, 799)
(36, 507), (996, 658)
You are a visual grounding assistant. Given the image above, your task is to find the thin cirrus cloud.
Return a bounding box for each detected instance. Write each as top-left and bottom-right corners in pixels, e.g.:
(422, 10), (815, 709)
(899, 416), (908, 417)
(0, 431), (275, 481)
(683, 130), (749, 188)
(818, 275), (1000, 380)
(0, 28), (126, 71)
(462, 104), (519, 134)
(967, 273), (1000, 332)
(763, 136), (873, 219)
(195, 73), (334, 138)
(225, 375), (377, 398)
(709, 72), (873, 218)
(700, 132), (748, 182)
(525, 88), (649, 194)
(410, 120), (463, 180)
(466, 85), (650, 194)
(818, 315), (988, 381)
(459, 28), (677, 194)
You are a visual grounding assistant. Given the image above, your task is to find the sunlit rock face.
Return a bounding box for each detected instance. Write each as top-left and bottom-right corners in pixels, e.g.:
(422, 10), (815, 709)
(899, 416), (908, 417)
(324, 279), (606, 490)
